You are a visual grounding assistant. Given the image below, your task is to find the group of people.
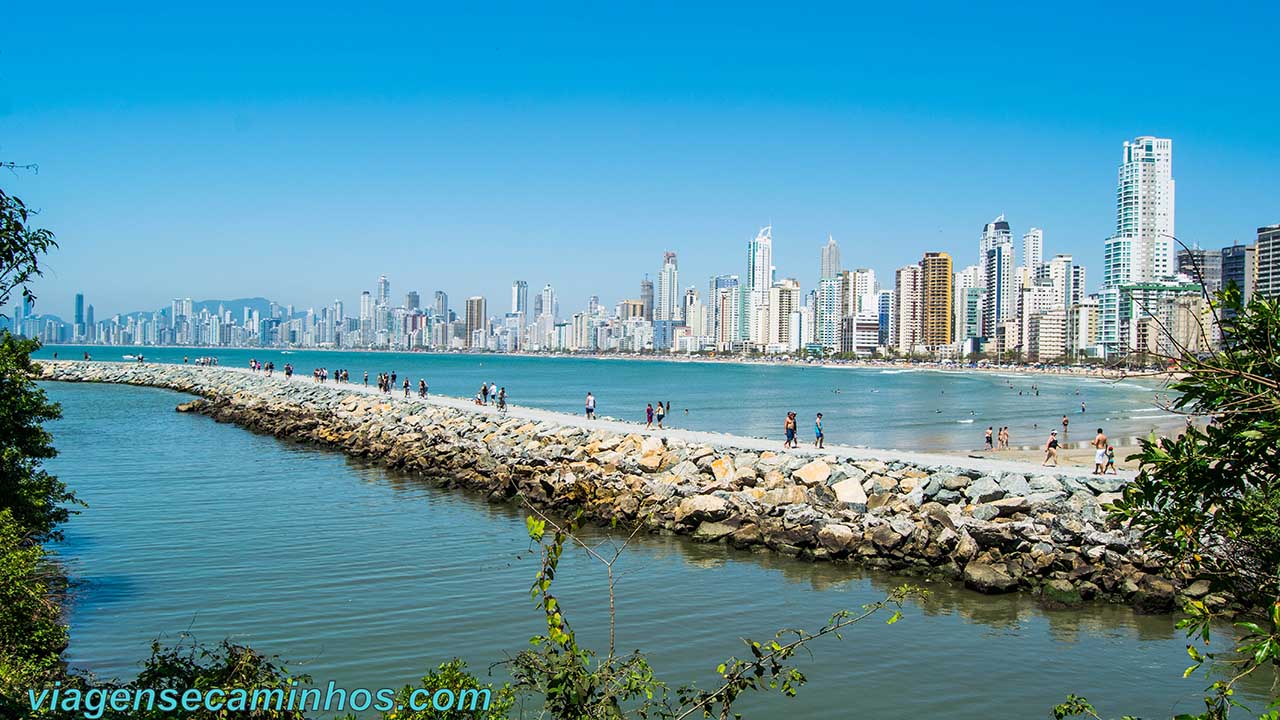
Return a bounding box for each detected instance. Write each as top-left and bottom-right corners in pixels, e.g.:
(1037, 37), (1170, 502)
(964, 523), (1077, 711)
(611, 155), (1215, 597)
(782, 411), (824, 449)
(475, 382), (506, 410)
(984, 426), (1012, 450)
(247, 359), (275, 376)
(645, 401), (670, 429)
(184, 356), (217, 366)
(1041, 425), (1116, 473)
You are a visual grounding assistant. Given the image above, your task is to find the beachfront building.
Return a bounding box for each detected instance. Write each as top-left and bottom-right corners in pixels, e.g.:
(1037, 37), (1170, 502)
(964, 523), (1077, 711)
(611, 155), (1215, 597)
(820, 235), (841, 281)
(1101, 137), (1176, 356)
(919, 252), (953, 349)
(815, 276), (843, 353)
(982, 218), (1016, 339)
(768, 279), (802, 352)
(746, 226), (774, 347)
(1022, 228), (1044, 275)
(894, 264), (922, 354)
(1175, 248), (1223, 294)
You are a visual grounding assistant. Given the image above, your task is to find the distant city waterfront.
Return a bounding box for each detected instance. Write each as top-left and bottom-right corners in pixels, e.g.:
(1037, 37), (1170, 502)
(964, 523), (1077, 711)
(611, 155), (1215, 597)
(35, 344), (1176, 453)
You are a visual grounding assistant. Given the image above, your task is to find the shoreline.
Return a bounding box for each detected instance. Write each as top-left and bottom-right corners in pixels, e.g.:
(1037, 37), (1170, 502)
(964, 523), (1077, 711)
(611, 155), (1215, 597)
(41, 342), (1172, 382)
(34, 359), (1196, 613)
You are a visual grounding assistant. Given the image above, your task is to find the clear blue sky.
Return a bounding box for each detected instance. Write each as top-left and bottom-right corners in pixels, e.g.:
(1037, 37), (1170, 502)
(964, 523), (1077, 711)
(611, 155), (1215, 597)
(3, 1), (1277, 320)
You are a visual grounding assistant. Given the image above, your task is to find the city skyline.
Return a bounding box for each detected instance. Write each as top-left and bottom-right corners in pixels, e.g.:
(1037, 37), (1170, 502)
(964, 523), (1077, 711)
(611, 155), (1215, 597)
(4, 4), (1278, 320)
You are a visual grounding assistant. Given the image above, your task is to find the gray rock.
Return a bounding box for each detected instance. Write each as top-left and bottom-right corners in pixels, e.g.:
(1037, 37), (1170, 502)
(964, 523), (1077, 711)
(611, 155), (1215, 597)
(1085, 476), (1128, 494)
(997, 473), (1032, 497)
(965, 476), (1006, 504)
(971, 504), (1000, 521)
(963, 560), (1018, 593)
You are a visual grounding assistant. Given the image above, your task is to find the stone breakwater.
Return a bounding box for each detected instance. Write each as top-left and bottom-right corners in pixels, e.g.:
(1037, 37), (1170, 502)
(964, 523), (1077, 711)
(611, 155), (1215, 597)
(38, 360), (1205, 613)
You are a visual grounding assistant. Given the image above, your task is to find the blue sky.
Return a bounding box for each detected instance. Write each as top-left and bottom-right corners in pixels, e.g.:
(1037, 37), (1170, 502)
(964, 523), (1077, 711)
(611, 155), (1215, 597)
(3, 2), (1277, 319)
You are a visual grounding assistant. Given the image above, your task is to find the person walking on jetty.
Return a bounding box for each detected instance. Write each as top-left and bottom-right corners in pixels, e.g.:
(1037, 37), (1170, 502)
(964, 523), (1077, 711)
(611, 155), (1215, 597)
(814, 413), (825, 449)
(585, 392), (596, 419)
(1092, 427), (1109, 475)
(655, 401), (666, 429)
(1042, 429), (1060, 466)
(645, 403), (654, 428)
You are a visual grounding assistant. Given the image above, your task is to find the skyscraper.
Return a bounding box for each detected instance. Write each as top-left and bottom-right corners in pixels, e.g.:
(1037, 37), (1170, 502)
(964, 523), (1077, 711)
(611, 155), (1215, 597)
(1022, 228), (1044, 273)
(377, 275), (391, 306)
(405, 291), (420, 311)
(894, 264), (922, 353)
(981, 216), (1015, 336)
(639, 279), (654, 322)
(464, 296), (487, 347)
(820, 235), (841, 280)
(919, 252), (953, 348)
(433, 291), (449, 320)
(74, 293), (85, 339)
(815, 276), (843, 352)
(511, 280), (529, 315)
(746, 226), (774, 344)
(655, 252), (680, 322)
(1104, 136), (1176, 287)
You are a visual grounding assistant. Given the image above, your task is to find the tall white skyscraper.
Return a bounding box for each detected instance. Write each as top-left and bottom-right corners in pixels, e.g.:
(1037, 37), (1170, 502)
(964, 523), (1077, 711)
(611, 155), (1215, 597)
(816, 276), (843, 352)
(376, 275), (391, 306)
(894, 264), (922, 353)
(655, 252), (681, 322)
(746, 226), (774, 344)
(978, 214), (1012, 281)
(982, 218), (1016, 337)
(1022, 228), (1044, 273)
(511, 280), (528, 315)
(820, 235), (841, 280)
(1104, 136), (1175, 287)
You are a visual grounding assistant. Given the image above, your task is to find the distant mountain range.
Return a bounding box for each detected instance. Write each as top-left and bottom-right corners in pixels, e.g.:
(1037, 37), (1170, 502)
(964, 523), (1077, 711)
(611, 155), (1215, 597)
(5, 297), (300, 328)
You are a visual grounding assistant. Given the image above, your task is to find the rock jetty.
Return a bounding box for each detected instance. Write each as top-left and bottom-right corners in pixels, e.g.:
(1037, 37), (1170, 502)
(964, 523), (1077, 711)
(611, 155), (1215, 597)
(38, 360), (1205, 613)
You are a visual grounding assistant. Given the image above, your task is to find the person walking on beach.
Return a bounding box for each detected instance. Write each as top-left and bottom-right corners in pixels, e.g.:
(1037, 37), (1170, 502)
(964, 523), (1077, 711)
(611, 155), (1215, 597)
(1092, 427), (1109, 474)
(814, 413), (824, 449)
(489, 382), (498, 404)
(418, 379), (427, 398)
(403, 378), (410, 397)
(998, 426), (1008, 450)
(1042, 430), (1060, 466)
(497, 387), (507, 413)
(784, 412), (798, 449)
(1062, 415), (1070, 433)
(984, 427), (994, 450)
(645, 403), (654, 429)
(363, 371), (368, 386)
(480, 382), (490, 405)
(585, 392), (596, 419)
(655, 401), (666, 429)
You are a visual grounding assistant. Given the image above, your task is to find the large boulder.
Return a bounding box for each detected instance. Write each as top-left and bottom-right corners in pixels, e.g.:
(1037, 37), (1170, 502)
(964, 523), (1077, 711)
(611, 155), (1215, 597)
(674, 495), (730, 524)
(792, 460), (832, 486)
(831, 477), (869, 509)
(817, 523), (857, 553)
(965, 476), (1005, 504)
(963, 560), (1018, 594)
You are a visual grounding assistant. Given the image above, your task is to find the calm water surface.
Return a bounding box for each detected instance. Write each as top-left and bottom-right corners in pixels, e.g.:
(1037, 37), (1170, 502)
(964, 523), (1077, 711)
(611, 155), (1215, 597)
(45, 382), (1273, 718)
(39, 345), (1176, 452)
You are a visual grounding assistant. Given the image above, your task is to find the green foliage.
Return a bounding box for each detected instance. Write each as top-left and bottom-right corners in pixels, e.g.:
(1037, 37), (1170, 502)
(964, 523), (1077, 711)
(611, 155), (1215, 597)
(0, 186), (57, 314)
(0, 509), (68, 714)
(375, 659), (514, 720)
(1110, 289), (1280, 610)
(0, 331), (80, 544)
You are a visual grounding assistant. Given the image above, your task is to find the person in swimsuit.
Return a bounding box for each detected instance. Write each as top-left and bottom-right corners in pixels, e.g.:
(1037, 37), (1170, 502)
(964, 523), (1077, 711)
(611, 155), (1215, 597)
(655, 401), (666, 429)
(1104, 445), (1117, 474)
(984, 427), (994, 450)
(1092, 428), (1108, 474)
(585, 392), (596, 419)
(784, 412), (798, 448)
(814, 413), (824, 449)
(1043, 430), (1059, 466)
(646, 403), (654, 429)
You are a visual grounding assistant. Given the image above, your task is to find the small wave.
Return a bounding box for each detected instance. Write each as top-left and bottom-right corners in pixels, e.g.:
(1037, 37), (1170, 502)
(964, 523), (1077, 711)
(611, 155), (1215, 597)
(879, 369), (911, 375)
(956, 419), (975, 424)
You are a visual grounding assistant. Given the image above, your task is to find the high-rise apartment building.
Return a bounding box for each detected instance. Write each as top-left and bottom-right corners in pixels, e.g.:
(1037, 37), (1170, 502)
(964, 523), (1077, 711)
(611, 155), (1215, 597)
(376, 275), (391, 306)
(639, 279), (654, 322)
(877, 290), (895, 347)
(894, 264), (922, 353)
(1104, 136), (1175, 288)
(746, 226), (774, 345)
(1257, 225), (1280, 299)
(404, 291), (420, 311)
(768, 279), (801, 350)
(511, 280), (528, 315)
(981, 217), (1015, 338)
(953, 265), (984, 342)
(464, 296), (487, 348)
(1022, 228), (1044, 274)
(820, 235), (841, 280)
(1221, 243), (1257, 298)
(919, 252), (953, 348)
(816, 276), (843, 352)
(655, 252), (681, 322)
